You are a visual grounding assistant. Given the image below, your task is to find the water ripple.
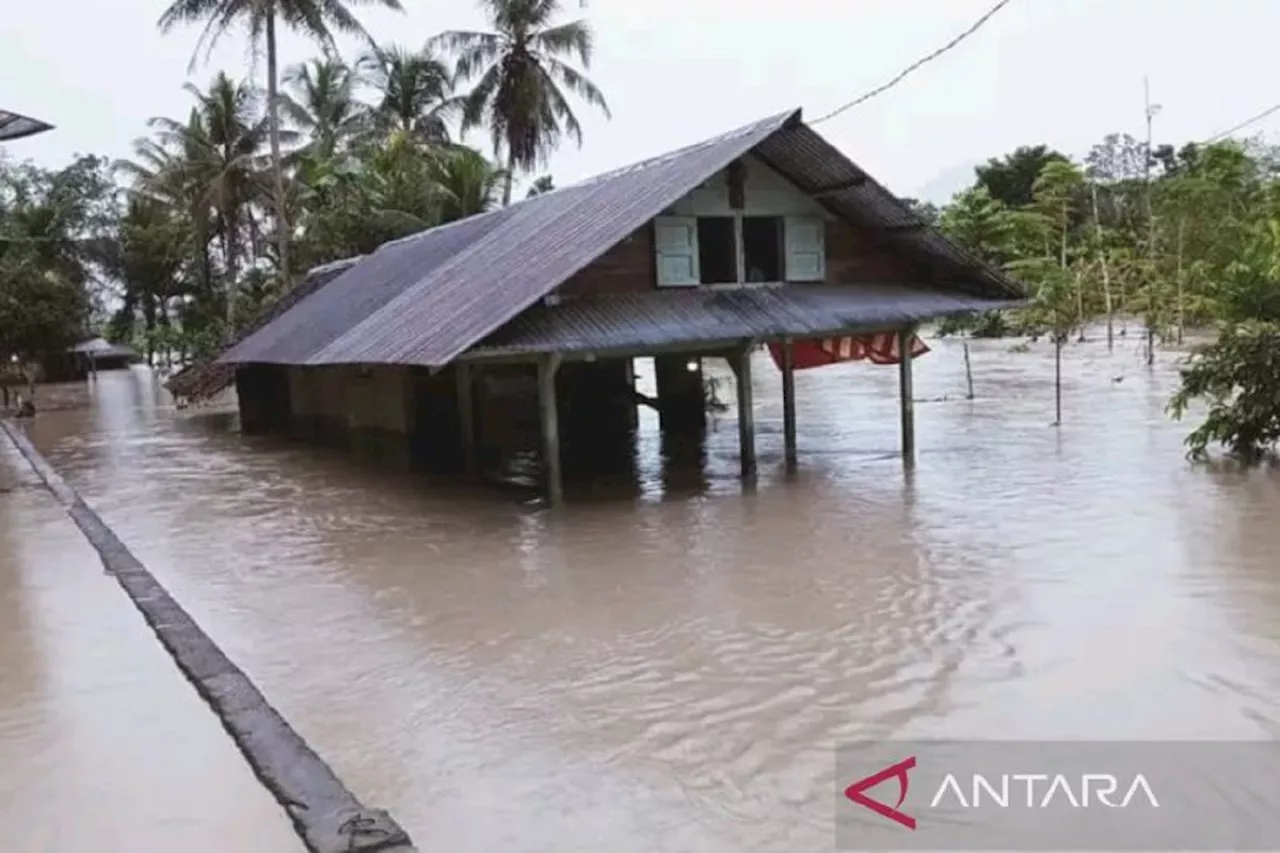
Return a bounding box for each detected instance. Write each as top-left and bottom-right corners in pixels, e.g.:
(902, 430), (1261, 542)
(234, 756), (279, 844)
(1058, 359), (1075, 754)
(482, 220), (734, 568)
(4, 340), (1280, 851)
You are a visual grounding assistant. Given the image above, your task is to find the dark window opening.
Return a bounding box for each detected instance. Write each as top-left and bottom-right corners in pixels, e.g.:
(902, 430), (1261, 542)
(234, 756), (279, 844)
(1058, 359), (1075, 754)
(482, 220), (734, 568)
(697, 217), (737, 284)
(742, 216), (782, 282)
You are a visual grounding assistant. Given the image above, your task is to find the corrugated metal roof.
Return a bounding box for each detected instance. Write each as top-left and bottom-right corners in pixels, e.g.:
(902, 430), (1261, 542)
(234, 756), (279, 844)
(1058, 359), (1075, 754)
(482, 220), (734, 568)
(219, 110), (804, 368)
(217, 107), (1025, 371)
(0, 109), (53, 142)
(750, 126), (1018, 297)
(469, 285), (1027, 357)
(165, 255), (362, 399)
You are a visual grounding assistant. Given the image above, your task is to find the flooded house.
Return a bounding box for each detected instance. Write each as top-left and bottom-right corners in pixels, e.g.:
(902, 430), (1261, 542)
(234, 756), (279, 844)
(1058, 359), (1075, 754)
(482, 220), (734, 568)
(167, 108), (1025, 504)
(39, 338), (140, 383)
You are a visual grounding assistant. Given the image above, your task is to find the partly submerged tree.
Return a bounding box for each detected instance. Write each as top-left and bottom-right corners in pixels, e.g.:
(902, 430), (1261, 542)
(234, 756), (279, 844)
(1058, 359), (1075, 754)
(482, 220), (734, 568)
(1169, 217), (1280, 462)
(0, 251), (91, 399)
(1013, 258), (1082, 427)
(935, 186), (1016, 338)
(432, 0), (610, 205)
(0, 156), (108, 401)
(156, 0), (405, 287)
(1169, 320), (1280, 462)
(104, 195), (189, 360)
(1030, 159), (1088, 338)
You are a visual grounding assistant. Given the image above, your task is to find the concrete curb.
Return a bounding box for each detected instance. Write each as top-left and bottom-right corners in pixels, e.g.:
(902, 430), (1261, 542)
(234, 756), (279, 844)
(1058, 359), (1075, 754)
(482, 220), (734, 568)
(1, 420), (416, 853)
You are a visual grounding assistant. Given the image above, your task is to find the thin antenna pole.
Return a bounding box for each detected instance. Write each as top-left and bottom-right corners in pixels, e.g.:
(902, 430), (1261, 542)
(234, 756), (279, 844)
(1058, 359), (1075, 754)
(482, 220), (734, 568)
(1143, 77), (1160, 366)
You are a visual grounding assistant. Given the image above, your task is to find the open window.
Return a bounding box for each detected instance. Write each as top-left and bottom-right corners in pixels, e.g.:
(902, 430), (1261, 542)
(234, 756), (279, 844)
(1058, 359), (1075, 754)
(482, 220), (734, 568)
(697, 217), (737, 284)
(742, 216), (782, 282)
(654, 214), (827, 286)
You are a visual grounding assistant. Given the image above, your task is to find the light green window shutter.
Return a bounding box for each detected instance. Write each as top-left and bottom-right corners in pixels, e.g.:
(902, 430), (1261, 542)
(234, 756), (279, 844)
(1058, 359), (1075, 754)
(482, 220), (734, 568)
(654, 216), (700, 286)
(784, 216), (826, 282)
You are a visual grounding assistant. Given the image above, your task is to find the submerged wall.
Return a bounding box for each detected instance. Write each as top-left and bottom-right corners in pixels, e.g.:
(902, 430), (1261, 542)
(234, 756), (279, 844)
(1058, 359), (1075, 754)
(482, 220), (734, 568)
(235, 358), (645, 481)
(235, 365), (292, 435)
(237, 363), (469, 474)
(279, 366), (414, 467)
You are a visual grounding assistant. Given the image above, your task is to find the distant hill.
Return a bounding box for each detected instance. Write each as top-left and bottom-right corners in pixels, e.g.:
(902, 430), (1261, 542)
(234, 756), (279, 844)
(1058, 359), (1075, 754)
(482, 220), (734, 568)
(909, 161), (978, 206)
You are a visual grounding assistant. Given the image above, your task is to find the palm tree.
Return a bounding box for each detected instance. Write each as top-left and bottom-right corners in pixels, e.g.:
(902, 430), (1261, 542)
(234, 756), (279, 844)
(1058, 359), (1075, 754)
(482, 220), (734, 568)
(119, 74), (273, 335)
(155, 76), (269, 332)
(357, 44), (460, 143)
(282, 59), (368, 158)
(430, 0), (610, 206)
(184, 75), (270, 298)
(156, 0), (406, 287)
(433, 147), (506, 220)
(117, 114), (220, 314)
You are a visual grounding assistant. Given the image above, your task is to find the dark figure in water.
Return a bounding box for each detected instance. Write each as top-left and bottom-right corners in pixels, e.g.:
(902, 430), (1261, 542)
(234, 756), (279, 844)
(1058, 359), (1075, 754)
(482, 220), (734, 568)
(15, 398), (35, 418)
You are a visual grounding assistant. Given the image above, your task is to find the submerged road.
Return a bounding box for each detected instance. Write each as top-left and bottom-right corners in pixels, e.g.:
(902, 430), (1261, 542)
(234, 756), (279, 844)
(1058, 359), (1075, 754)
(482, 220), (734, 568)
(0, 424), (415, 853)
(2, 335), (1280, 851)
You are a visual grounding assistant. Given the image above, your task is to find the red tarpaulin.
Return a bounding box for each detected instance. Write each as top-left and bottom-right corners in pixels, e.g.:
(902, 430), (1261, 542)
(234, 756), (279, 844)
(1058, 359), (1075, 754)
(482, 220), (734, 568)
(766, 332), (930, 371)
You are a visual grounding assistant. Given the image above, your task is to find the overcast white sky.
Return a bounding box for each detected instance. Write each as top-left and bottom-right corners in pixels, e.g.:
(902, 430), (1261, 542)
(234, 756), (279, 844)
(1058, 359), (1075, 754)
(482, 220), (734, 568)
(3, 0), (1279, 204)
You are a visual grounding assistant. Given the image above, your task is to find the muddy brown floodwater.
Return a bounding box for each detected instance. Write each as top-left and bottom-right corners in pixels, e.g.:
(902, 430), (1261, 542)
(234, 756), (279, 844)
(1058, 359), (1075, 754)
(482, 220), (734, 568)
(3, 335), (1280, 852)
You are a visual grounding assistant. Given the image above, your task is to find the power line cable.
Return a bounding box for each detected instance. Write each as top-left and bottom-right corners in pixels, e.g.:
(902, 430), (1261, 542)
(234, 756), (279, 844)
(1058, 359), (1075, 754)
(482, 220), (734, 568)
(1203, 101), (1280, 144)
(809, 0), (1017, 126)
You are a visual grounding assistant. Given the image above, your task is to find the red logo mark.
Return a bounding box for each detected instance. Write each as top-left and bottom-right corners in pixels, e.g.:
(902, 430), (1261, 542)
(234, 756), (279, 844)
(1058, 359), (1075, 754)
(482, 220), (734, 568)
(844, 756), (917, 830)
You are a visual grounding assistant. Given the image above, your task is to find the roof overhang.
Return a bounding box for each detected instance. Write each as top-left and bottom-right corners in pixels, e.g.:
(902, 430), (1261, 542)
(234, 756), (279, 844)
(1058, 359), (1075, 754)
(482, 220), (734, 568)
(0, 110), (53, 142)
(463, 284), (1029, 363)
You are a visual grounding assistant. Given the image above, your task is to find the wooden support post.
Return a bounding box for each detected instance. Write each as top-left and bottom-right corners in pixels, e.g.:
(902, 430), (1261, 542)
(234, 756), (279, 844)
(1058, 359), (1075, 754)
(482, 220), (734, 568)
(623, 358), (638, 429)
(897, 327), (916, 467)
(537, 354), (563, 506)
(732, 344), (757, 483)
(455, 363), (478, 475)
(780, 337), (797, 474)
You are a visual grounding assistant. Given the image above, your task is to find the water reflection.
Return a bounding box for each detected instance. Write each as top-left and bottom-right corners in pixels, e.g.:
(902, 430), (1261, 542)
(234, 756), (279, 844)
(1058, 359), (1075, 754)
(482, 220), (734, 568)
(0, 414), (300, 851)
(0, 441), (47, 782)
(5, 336), (1280, 852)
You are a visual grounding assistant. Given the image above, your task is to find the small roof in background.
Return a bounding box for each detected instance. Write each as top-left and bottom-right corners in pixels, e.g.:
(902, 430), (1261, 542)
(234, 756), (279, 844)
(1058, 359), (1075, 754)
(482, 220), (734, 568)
(70, 338), (138, 359)
(0, 109), (54, 142)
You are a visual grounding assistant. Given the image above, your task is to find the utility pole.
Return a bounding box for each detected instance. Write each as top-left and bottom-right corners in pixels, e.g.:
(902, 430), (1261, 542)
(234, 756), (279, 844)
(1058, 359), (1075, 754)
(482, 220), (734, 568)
(1143, 77), (1162, 366)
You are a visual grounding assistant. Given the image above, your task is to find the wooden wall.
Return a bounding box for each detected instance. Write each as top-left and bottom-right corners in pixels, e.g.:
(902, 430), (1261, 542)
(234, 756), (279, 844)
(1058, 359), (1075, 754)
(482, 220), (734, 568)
(554, 152), (923, 297)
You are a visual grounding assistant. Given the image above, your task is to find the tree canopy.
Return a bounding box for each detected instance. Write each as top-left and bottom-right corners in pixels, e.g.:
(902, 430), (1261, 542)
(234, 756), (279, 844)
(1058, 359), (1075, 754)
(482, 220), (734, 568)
(936, 127), (1280, 460)
(0, 0), (608, 378)
(5, 0), (1280, 462)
